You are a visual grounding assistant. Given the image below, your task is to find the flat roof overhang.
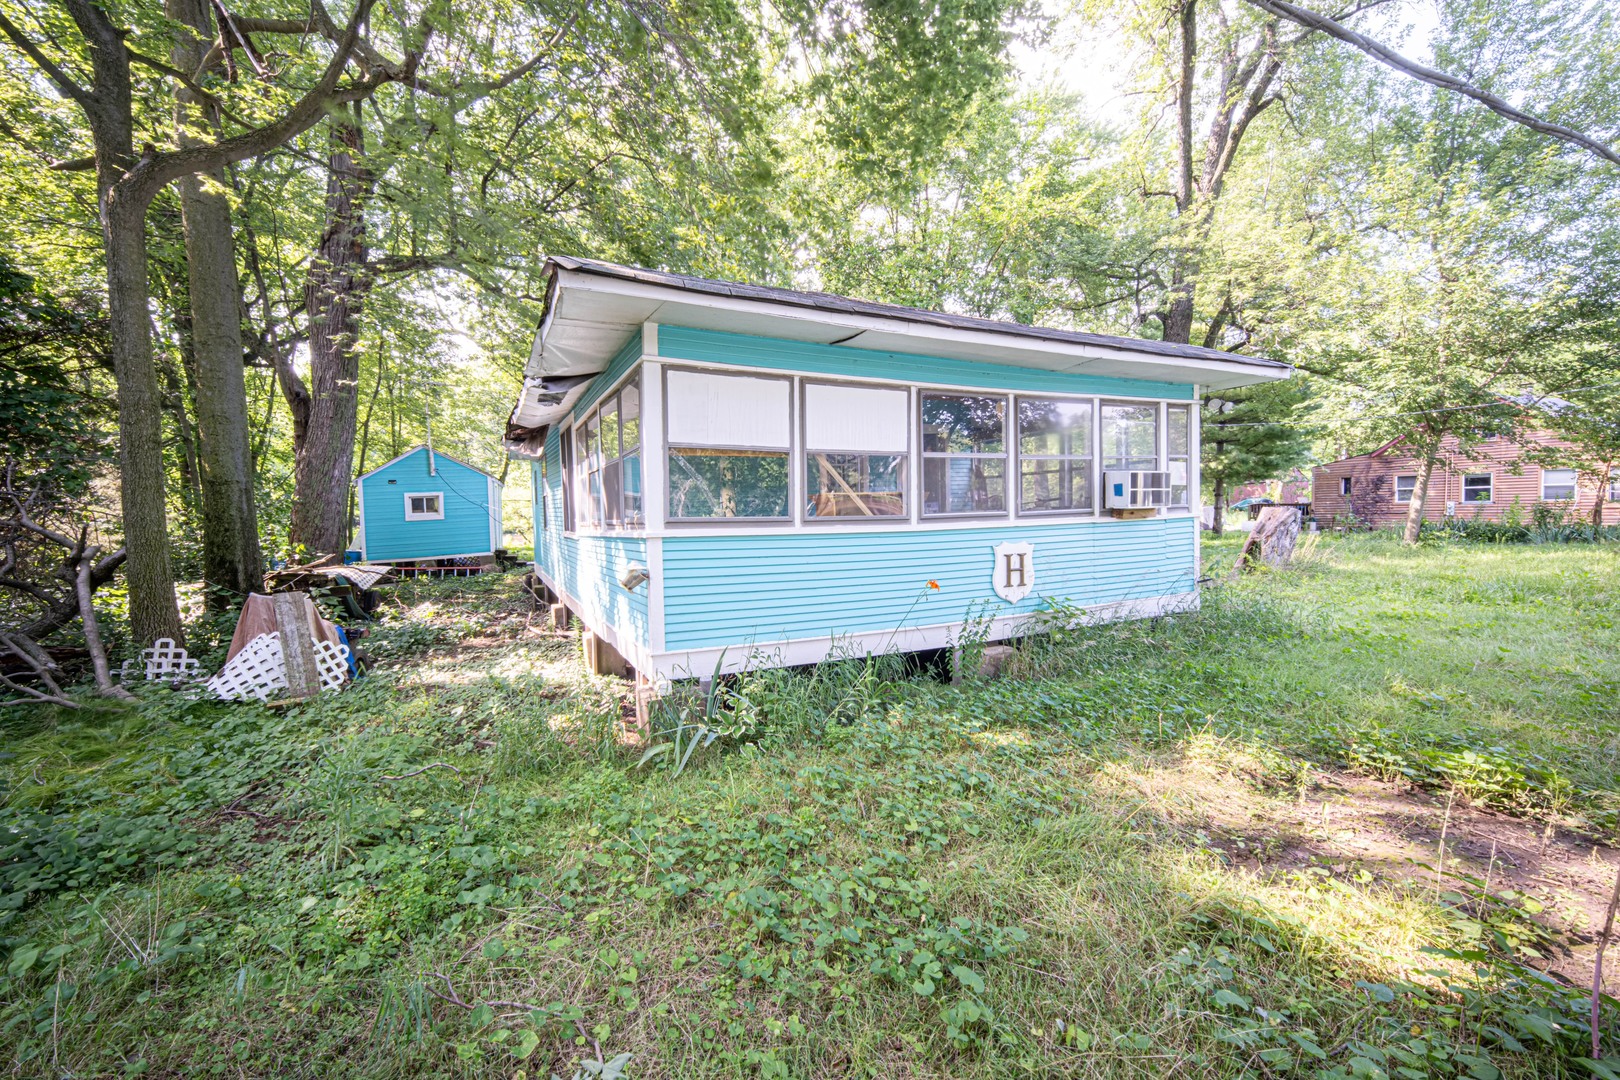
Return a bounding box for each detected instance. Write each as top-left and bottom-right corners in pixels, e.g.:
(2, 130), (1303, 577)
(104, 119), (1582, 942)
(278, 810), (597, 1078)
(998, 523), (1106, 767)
(507, 258), (1292, 441)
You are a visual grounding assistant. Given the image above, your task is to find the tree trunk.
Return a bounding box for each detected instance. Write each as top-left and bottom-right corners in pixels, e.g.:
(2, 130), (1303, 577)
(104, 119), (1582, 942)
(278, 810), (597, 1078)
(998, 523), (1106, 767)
(1402, 454), (1436, 544)
(1211, 475), (1226, 535)
(290, 114), (374, 557)
(170, 0), (264, 607)
(103, 189), (185, 644)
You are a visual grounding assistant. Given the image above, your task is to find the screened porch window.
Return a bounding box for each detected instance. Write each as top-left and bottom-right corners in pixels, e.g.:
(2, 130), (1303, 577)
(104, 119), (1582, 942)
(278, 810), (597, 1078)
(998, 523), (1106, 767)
(1167, 404), (1191, 507)
(804, 382), (908, 519)
(1100, 402), (1158, 471)
(563, 369), (643, 532)
(922, 392), (1007, 516)
(1016, 397), (1091, 514)
(666, 370), (791, 520)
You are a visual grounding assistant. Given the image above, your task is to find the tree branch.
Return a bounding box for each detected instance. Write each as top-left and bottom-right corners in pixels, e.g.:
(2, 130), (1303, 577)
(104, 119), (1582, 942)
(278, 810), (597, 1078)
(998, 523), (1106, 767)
(0, 10), (94, 110)
(1241, 0), (1620, 165)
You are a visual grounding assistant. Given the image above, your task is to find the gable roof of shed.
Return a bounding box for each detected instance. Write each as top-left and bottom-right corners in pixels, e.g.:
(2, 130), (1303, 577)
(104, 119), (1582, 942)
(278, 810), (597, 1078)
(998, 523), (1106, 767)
(355, 445), (503, 485)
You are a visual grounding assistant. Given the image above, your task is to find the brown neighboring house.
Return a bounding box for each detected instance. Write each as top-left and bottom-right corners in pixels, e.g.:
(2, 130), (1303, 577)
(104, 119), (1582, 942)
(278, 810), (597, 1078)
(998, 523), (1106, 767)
(1312, 430), (1620, 527)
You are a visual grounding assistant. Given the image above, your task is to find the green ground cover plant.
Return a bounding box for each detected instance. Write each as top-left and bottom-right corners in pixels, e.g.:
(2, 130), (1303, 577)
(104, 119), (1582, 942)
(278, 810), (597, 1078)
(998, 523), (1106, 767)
(1, 537), (1617, 1078)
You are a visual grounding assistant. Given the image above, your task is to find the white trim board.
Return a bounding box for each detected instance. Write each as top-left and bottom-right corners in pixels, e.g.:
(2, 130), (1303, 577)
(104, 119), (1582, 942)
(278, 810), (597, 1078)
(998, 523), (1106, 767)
(645, 591), (1200, 682)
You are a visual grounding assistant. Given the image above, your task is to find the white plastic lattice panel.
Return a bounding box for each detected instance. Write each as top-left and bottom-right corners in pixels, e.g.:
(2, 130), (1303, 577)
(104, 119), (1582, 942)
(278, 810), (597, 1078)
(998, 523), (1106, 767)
(310, 638), (351, 692)
(141, 637), (200, 681)
(207, 632), (288, 702)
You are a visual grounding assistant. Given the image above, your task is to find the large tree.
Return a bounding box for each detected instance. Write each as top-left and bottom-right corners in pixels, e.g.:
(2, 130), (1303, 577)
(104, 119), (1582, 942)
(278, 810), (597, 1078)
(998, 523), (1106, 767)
(0, 0), (413, 642)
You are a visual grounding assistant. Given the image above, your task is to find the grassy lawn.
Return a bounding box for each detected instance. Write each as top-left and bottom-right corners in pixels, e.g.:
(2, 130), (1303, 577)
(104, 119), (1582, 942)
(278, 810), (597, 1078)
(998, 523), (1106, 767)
(2, 534), (1618, 1078)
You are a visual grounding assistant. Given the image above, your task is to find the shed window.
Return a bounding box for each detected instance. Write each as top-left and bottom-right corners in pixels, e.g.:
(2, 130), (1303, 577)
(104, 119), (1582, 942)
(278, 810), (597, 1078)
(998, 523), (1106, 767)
(404, 492), (444, 521)
(1100, 402), (1158, 471)
(1394, 475), (1416, 503)
(1542, 468), (1576, 501)
(1462, 474), (1492, 503)
(666, 370), (791, 520)
(922, 392), (1007, 516)
(1340, 477), (1352, 497)
(1167, 404), (1191, 507)
(804, 383), (908, 519)
(1016, 397), (1092, 514)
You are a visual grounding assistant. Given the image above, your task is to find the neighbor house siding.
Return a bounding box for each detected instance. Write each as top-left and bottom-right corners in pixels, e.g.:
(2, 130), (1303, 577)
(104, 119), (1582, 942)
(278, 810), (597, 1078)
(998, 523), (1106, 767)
(656, 327), (1197, 400)
(660, 516), (1197, 652)
(1312, 430), (1620, 527)
(359, 448), (499, 561)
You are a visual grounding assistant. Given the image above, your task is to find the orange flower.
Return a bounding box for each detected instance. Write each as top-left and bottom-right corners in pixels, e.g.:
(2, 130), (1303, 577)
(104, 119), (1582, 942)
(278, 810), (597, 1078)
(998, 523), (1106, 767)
(927, 580), (941, 590)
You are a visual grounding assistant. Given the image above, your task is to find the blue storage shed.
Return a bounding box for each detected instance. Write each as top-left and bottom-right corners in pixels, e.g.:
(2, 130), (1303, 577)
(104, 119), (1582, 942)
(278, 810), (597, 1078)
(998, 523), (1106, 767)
(505, 258), (1290, 682)
(354, 446), (504, 563)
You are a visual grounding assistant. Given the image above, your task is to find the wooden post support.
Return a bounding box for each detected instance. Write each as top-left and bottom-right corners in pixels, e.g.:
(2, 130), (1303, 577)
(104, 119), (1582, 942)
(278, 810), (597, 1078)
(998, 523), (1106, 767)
(271, 591), (321, 699)
(550, 603), (569, 631)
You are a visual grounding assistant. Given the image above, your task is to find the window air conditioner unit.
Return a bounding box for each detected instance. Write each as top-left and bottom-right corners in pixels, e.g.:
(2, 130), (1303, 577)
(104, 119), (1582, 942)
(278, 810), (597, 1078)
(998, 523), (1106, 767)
(1104, 470), (1171, 511)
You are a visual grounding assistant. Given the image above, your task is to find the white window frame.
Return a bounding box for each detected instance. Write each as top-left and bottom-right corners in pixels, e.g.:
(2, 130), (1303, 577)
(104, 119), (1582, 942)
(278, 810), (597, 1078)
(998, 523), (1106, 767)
(919, 390), (1011, 519)
(801, 379), (910, 523)
(1541, 468), (1577, 501)
(1462, 473), (1493, 504)
(1394, 475), (1416, 503)
(1013, 394), (1095, 518)
(663, 366), (794, 525)
(404, 492), (445, 521)
(1609, 467), (1620, 502)
(1340, 477), (1352, 497)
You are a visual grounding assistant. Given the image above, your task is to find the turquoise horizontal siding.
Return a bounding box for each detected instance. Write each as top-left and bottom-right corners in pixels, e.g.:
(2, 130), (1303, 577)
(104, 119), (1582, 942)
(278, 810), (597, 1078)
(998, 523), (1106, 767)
(661, 516), (1197, 650)
(534, 426), (649, 651)
(360, 448), (496, 561)
(657, 326), (1195, 400)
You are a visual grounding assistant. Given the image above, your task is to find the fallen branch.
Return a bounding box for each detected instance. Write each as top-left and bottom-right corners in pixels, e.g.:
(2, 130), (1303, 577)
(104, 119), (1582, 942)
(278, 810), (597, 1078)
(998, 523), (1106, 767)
(1595, 863), (1620, 1058)
(424, 972), (602, 1059)
(378, 762), (462, 781)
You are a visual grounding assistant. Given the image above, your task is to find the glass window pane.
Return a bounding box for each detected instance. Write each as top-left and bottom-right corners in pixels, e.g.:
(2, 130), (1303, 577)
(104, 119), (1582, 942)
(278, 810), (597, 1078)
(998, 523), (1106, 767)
(1168, 405), (1190, 456)
(620, 380), (640, 451)
(1101, 403), (1158, 470)
(668, 449), (790, 519)
(1169, 459), (1189, 506)
(623, 454), (643, 526)
(922, 393), (1005, 454)
(806, 453), (906, 518)
(1395, 475), (1416, 501)
(1463, 474), (1491, 502)
(602, 459), (622, 526)
(600, 400), (619, 462)
(586, 412), (602, 467)
(1018, 398), (1092, 457)
(1542, 468), (1576, 500)
(923, 457), (1006, 515)
(1020, 458), (1091, 513)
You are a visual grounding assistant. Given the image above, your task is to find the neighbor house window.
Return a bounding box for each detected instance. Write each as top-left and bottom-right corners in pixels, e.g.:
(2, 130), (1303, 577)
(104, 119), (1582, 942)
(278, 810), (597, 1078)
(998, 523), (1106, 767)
(922, 392), (1008, 516)
(1340, 477), (1353, 497)
(1016, 397), (1092, 514)
(1542, 468), (1577, 501)
(1462, 474), (1493, 503)
(1610, 468), (1620, 502)
(1394, 475), (1416, 503)
(804, 382), (908, 519)
(404, 492), (444, 521)
(1100, 402), (1159, 472)
(1167, 404), (1191, 507)
(665, 370), (791, 520)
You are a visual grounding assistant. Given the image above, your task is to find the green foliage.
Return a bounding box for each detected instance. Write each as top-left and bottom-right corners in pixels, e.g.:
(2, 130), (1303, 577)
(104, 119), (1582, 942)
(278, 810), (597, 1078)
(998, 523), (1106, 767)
(1202, 380), (1312, 513)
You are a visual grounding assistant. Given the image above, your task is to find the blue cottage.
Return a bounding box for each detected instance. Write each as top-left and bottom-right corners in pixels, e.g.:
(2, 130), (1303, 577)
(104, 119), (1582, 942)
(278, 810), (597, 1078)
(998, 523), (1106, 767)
(506, 258), (1290, 681)
(353, 446), (504, 564)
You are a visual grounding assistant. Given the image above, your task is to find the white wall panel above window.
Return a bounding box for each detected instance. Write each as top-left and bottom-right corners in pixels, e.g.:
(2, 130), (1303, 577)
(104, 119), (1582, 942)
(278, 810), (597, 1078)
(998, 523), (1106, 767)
(804, 383), (909, 452)
(666, 370), (790, 448)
